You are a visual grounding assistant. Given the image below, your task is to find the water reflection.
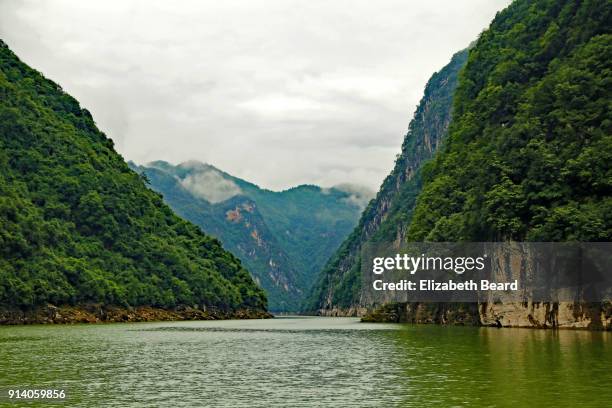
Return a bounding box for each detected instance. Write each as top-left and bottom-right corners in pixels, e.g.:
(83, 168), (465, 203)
(390, 326), (611, 407)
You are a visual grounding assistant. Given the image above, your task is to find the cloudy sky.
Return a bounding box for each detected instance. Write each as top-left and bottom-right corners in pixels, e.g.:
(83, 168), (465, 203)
(0, 0), (511, 191)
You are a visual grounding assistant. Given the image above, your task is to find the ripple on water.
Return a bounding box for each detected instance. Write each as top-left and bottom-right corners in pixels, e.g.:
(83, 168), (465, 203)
(0, 317), (610, 407)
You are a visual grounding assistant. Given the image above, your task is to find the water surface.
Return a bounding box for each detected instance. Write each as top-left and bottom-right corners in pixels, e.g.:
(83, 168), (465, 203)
(1, 317), (610, 407)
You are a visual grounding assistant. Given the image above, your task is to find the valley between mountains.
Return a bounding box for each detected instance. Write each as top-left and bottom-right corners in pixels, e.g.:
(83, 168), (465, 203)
(129, 160), (370, 312)
(1, 0), (610, 329)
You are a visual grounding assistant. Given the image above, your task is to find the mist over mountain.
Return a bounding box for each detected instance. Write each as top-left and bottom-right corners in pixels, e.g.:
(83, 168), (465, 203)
(131, 160), (372, 311)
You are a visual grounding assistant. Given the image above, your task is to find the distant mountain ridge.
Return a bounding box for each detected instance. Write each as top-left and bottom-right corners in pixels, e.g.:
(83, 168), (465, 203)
(130, 160), (371, 311)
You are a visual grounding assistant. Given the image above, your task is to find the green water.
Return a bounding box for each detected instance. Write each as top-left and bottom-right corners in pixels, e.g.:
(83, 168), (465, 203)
(0, 317), (610, 407)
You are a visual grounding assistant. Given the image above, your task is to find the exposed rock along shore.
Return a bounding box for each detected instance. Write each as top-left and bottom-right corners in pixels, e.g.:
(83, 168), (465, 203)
(316, 301), (612, 330)
(0, 304), (273, 325)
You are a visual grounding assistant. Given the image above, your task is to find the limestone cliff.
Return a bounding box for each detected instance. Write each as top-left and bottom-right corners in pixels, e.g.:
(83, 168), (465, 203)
(304, 49), (469, 314)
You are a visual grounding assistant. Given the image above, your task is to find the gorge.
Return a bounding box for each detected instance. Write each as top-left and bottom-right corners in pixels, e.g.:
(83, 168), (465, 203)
(129, 160), (369, 312)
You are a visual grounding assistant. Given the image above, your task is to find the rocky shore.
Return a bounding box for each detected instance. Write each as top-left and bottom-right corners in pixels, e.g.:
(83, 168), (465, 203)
(358, 301), (612, 330)
(0, 304), (273, 325)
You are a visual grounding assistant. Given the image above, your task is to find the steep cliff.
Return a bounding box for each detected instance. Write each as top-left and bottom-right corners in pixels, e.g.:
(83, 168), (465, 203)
(304, 49), (468, 314)
(400, 0), (611, 329)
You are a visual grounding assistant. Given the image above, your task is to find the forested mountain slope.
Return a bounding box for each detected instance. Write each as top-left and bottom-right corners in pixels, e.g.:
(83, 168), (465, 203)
(0, 40), (267, 319)
(407, 0), (611, 243)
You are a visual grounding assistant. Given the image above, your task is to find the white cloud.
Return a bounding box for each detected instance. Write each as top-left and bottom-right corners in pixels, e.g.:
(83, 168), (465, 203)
(331, 183), (376, 210)
(178, 168), (242, 204)
(0, 0), (511, 190)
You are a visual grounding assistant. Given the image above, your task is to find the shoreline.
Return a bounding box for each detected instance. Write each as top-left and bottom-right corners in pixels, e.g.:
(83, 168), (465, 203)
(308, 302), (612, 331)
(0, 304), (273, 325)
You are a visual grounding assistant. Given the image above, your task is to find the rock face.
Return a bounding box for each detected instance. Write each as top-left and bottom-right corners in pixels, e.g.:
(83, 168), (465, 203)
(479, 302), (611, 330)
(360, 242), (612, 329)
(304, 49), (469, 315)
(361, 301), (611, 330)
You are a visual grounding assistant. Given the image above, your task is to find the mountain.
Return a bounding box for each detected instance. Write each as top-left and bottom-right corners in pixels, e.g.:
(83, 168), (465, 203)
(304, 49), (469, 314)
(0, 40), (268, 321)
(407, 0), (610, 243)
(306, 0), (611, 329)
(129, 161), (370, 311)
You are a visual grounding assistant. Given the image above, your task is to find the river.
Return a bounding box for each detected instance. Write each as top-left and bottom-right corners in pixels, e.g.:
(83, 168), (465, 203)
(1, 317), (610, 407)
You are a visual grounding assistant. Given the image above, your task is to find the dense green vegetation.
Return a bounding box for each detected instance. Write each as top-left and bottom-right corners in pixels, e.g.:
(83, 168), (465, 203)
(406, 0), (611, 242)
(0, 40), (267, 311)
(131, 161), (367, 311)
(304, 50), (468, 311)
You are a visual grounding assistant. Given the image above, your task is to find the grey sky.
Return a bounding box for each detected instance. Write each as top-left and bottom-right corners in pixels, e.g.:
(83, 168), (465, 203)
(0, 0), (511, 191)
